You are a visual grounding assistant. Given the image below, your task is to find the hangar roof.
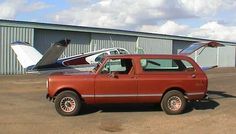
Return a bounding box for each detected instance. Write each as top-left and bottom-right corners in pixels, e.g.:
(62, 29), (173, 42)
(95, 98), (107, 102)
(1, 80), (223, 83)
(0, 19), (235, 45)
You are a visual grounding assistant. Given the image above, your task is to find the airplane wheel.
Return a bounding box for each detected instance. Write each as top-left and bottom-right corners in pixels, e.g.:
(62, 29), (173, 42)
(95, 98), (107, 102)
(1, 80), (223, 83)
(55, 91), (81, 116)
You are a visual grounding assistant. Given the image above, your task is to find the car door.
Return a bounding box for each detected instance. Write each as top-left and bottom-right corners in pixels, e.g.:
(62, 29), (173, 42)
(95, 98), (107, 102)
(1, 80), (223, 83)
(95, 58), (137, 103)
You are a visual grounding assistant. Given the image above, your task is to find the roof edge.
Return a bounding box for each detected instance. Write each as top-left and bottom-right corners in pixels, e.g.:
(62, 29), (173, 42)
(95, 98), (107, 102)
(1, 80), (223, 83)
(0, 19), (236, 45)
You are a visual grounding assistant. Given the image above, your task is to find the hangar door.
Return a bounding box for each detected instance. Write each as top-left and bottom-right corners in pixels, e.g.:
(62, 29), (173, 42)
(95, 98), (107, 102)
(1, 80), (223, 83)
(34, 29), (91, 57)
(0, 26), (34, 74)
(138, 37), (172, 54)
(91, 33), (137, 54)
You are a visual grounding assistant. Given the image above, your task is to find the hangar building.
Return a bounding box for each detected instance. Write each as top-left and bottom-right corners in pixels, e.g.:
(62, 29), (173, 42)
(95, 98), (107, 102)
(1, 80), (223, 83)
(0, 20), (236, 75)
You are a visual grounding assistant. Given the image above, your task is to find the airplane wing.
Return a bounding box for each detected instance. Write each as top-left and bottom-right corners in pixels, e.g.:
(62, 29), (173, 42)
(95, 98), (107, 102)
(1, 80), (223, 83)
(178, 41), (225, 71)
(34, 39), (70, 69)
(179, 41), (224, 55)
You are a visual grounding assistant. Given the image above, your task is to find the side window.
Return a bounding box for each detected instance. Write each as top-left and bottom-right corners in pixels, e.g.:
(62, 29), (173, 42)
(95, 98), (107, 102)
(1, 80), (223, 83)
(140, 58), (193, 72)
(101, 59), (133, 74)
(95, 53), (108, 62)
(181, 60), (195, 71)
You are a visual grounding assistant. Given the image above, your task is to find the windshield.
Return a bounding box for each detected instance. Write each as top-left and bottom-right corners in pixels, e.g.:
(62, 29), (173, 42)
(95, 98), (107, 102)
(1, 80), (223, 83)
(92, 57), (105, 72)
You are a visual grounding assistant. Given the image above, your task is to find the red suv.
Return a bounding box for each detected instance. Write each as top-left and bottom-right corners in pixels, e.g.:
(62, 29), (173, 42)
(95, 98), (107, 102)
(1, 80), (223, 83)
(46, 54), (208, 116)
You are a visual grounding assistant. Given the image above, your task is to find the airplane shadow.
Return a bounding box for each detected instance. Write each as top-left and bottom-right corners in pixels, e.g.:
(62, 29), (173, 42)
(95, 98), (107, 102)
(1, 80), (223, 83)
(79, 90), (236, 115)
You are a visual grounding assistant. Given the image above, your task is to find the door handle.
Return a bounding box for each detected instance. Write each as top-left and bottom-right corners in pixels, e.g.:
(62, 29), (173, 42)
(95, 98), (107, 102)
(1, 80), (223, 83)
(191, 74), (196, 78)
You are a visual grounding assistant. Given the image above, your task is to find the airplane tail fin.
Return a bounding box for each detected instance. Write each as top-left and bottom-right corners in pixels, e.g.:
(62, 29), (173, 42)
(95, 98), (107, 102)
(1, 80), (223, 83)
(11, 42), (43, 68)
(11, 39), (70, 70)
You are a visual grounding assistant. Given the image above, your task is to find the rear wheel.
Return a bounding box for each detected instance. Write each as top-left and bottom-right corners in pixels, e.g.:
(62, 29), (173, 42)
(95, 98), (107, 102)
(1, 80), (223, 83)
(161, 90), (186, 115)
(55, 91), (81, 116)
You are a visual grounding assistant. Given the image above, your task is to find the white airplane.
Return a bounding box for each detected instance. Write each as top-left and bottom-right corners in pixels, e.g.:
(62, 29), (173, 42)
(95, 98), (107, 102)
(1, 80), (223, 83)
(11, 39), (226, 74)
(11, 39), (129, 74)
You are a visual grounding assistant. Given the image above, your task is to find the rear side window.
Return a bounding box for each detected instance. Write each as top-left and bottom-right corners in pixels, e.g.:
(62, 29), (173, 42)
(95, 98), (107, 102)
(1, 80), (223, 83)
(140, 58), (194, 72)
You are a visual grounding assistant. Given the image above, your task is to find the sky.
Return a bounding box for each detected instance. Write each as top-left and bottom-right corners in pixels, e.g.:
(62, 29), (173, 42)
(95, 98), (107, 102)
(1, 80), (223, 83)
(1, 0), (236, 42)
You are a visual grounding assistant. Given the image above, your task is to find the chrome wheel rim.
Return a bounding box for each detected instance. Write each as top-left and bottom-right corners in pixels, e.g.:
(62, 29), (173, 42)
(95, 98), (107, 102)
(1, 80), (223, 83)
(60, 97), (76, 113)
(167, 96), (182, 111)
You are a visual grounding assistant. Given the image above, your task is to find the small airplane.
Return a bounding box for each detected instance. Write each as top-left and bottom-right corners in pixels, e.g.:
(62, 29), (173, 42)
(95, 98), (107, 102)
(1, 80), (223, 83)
(11, 39), (130, 74)
(11, 39), (224, 74)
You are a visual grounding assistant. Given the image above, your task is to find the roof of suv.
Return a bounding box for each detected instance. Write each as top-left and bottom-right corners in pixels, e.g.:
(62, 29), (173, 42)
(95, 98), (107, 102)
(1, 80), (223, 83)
(106, 54), (191, 59)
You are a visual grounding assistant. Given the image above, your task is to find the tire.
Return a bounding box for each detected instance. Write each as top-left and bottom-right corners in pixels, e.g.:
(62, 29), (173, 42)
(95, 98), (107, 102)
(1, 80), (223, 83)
(161, 90), (186, 115)
(54, 91), (81, 116)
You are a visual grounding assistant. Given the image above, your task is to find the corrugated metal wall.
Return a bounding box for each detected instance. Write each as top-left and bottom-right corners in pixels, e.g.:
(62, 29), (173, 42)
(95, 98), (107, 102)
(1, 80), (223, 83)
(138, 37), (172, 54)
(91, 33), (137, 53)
(197, 48), (217, 66)
(1, 25), (235, 75)
(0, 26), (34, 74)
(218, 46), (236, 67)
(34, 29), (91, 57)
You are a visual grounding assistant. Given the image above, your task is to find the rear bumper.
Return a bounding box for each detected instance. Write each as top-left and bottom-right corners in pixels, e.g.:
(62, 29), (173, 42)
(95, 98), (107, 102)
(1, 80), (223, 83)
(186, 92), (207, 100)
(203, 93), (209, 100)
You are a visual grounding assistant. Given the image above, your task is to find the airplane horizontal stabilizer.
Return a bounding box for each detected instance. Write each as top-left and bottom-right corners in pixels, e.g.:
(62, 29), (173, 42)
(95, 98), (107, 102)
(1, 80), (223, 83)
(11, 42), (43, 68)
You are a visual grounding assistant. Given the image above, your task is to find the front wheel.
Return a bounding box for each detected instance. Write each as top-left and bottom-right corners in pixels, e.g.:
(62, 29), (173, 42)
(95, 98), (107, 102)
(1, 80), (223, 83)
(161, 90), (186, 115)
(55, 91), (81, 116)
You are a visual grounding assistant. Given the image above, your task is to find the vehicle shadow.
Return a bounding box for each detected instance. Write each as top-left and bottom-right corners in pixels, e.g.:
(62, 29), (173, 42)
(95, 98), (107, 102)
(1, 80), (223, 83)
(185, 99), (219, 113)
(79, 104), (162, 115)
(80, 90), (236, 115)
(207, 90), (236, 99)
(185, 90), (236, 113)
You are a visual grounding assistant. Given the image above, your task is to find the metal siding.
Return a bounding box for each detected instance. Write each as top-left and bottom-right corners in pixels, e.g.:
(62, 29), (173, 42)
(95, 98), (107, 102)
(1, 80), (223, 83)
(218, 46), (236, 67)
(0, 26), (33, 75)
(91, 33), (137, 53)
(197, 48), (217, 66)
(138, 37), (172, 54)
(34, 29), (91, 57)
(2, 20), (236, 46)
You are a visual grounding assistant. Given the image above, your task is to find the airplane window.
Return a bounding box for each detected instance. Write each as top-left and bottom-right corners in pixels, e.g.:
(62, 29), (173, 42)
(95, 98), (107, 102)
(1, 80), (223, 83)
(95, 53), (108, 62)
(110, 50), (119, 55)
(118, 49), (128, 54)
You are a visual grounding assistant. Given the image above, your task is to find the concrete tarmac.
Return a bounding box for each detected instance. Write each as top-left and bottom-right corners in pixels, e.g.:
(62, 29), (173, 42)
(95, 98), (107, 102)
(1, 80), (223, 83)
(0, 68), (236, 134)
